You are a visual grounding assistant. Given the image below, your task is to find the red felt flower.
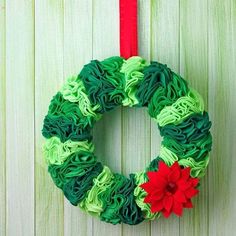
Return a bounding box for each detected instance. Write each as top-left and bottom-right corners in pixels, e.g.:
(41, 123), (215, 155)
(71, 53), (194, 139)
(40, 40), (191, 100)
(140, 161), (199, 218)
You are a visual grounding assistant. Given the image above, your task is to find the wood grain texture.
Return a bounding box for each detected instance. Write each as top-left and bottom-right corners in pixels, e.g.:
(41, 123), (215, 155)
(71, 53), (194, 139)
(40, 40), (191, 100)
(1, 0), (236, 235)
(63, 1), (93, 236)
(0, 0), (5, 235)
(6, 0), (35, 235)
(151, 1), (180, 235)
(208, 0), (236, 235)
(35, 1), (64, 235)
(179, 1), (209, 236)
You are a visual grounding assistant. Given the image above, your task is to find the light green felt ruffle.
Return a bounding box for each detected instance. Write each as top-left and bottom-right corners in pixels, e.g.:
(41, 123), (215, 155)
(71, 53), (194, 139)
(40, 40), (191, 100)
(159, 145), (209, 177)
(61, 75), (101, 120)
(43, 136), (94, 165)
(79, 166), (114, 216)
(121, 56), (148, 107)
(156, 88), (204, 127)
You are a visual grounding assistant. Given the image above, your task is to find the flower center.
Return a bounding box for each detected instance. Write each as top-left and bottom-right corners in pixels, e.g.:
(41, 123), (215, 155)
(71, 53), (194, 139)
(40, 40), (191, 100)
(166, 182), (177, 194)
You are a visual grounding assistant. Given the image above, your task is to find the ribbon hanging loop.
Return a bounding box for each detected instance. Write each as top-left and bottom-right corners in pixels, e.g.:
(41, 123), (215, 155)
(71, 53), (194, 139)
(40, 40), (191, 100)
(119, 0), (138, 59)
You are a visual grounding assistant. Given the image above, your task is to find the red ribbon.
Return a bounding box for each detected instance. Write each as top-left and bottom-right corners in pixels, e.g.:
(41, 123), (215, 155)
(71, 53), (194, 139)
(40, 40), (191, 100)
(119, 0), (138, 59)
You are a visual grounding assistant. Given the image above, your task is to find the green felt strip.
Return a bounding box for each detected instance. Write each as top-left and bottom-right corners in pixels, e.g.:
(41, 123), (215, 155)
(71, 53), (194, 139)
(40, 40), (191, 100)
(159, 146), (209, 177)
(148, 73), (189, 118)
(61, 75), (101, 119)
(159, 111), (212, 144)
(120, 56), (148, 106)
(79, 56), (126, 113)
(42, 92), (93, 142)
(156, 88), (204, 127)
(48, 150), (98, 189)
(43, 136), (94, 165)
(100, 173), (144, 225)
(161, 133), (212, 161)
(136, 61), (173, 106)
(79, 166), (114, 216)
(63, 162), (103, 206)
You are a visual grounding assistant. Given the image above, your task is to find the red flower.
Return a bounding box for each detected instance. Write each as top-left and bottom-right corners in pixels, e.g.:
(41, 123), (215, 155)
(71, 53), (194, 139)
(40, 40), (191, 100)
(140, 161), (199, 218)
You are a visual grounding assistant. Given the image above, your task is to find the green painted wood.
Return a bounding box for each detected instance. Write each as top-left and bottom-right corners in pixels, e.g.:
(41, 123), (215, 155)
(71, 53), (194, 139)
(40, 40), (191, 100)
(0, 1), (5, 235)
(151, 0), (180, 235)
(35, 1), (64, 235)
(179, 1), (209, 236)
(0, 1), (236, 235)
(63, 1), (93, 235)
(208, 0), (236, 235)
(6, 0), (35, 235)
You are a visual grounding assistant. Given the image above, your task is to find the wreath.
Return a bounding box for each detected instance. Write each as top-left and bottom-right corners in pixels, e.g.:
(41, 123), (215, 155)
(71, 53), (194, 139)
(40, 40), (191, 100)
(42, 56), (212, 225)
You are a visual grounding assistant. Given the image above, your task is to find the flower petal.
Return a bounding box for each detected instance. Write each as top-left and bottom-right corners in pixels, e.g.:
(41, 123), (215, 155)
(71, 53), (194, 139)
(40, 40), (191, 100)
(181, 167), (191, 180)
(143, 194), (153, 203)
(191, 178), (199, 187)
(158, 161), (170, 176)
(147, 171), (158, 181)
(156, 176), (168, 189)
(185, 188), (199, 199)
(168, 168), (181, 182)
(163, 196), (173, 212)
(170, 161), (181, 172)
(150, 200), (164, 213)
(140, 182), (155, 193)
(173, 201), (183, 216)
(162, 209), (172, 218)
(151, 191), (164, 201)
(183, 199), (193, 208)
(147, 171), (167, 189)
(177, 179), (192, 191)
(174, 190), (187, 203)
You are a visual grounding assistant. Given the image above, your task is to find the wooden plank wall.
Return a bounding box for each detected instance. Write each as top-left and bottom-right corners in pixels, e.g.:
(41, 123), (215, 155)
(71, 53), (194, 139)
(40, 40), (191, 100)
(0, 0), (236, 235)
(6, 1), (35, 235)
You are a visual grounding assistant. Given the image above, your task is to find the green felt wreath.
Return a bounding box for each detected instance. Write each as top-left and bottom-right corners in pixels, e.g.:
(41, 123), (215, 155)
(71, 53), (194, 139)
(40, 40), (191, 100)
(42, 56), (212, 225)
